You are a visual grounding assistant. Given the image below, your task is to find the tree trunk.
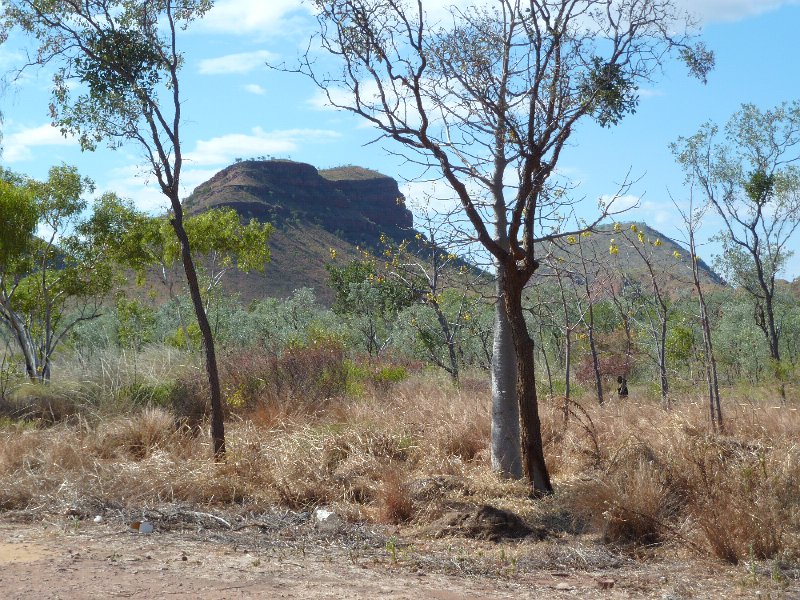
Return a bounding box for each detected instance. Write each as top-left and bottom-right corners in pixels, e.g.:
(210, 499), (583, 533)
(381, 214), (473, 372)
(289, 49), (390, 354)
(490, 275), (522, 479)
(169, 208), (226, 459)
(3, 308), (39, 382)
(692, 252), (722, 431)
(502, 266), (552, 497)
(433, 304), (459, 384)
(659, 315), (669, 408)
(587, 304), (604, 405)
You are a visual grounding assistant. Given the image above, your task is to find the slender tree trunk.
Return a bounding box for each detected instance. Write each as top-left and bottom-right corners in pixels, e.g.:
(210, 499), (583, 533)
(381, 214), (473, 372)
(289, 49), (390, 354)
(557, 277), (572, 421)
(491, 274), (522, 479)
(433, 304), (459, 384)
(538, 322), (554, 397)
(564, 331), (571, 417)
(586, 304), (604, 405)
(3, 308), (38, 382)
(503, 269), (552, 497)
(659, 315), (669, 408)
(691, 247), (722, 431)
(169, 202), (225, 458)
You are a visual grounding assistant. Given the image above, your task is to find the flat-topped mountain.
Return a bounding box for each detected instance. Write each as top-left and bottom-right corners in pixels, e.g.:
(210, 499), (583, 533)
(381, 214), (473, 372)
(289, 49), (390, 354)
(185, 160), (412, 246)
(183, 160), (415, 301)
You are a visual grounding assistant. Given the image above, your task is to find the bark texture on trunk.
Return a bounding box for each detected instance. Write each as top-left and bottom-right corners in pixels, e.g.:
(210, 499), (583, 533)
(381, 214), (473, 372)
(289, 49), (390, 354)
(170, 209), (226, 458)
(490, 278), (522, 479)
(502, 265), (552, 496)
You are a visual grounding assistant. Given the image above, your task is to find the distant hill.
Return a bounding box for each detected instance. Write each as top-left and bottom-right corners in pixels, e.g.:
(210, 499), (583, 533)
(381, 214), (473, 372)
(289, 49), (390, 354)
(162, 161), (725, 304)
(537, 222), (724, 292)
(182, 160), (416, 302)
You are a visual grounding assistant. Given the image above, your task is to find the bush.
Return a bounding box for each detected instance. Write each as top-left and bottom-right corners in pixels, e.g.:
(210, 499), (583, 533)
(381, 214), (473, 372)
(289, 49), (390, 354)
(219, 341), (349, 414)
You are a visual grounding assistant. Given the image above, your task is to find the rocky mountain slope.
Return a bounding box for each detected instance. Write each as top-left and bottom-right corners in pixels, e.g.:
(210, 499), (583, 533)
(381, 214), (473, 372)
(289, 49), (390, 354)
(183, 160), (415, 301)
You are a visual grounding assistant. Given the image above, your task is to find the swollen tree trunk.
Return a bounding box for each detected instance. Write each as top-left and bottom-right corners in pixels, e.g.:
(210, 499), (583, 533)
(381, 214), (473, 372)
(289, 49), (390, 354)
(491, 275), (522, 478)
(503, 267), (552, 497)
(169, 198), (225, 458)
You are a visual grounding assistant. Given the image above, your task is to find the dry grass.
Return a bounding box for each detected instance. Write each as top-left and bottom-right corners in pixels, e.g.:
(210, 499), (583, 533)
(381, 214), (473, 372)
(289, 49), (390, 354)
(0, 362), (798, 568)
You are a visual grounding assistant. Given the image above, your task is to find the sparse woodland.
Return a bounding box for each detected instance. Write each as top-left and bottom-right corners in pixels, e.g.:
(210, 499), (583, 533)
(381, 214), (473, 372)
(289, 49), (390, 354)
(0, 0), (799, 595)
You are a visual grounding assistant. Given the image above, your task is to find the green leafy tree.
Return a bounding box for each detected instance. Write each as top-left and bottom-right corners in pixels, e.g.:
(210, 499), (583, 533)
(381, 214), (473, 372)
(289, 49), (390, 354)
(306, 0), (712, 495)
(378, 216), (483, 384)
(673, 102), (800, 392)
(327, 255), (414, 357)
(0, 166), (130, 382)
(120, 207), (271, 349)
(4, 0), (229, 456)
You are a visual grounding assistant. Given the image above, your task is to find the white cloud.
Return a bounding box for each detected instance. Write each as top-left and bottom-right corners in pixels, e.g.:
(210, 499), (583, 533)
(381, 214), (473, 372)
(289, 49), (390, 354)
(2, 124), (77, 163)
(675, 0), (800, 23)
(201, 0), (310, 35)
(243, 83), (267, 95)
(600, 193), (640, 215)
(100, 163), (170, 214)
(184, 127), (341, 166)
(638, 88), (665, 99)
(197, 50), (275, 75)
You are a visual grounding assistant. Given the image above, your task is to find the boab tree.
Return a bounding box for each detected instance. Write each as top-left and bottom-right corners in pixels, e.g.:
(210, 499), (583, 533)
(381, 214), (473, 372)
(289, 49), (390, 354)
(4, 0), (228, 456)
(305, 0), (712, 495)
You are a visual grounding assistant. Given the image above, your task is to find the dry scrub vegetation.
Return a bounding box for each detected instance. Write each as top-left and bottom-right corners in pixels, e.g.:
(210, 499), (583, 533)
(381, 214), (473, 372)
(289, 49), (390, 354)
(0, 345), (798, 575)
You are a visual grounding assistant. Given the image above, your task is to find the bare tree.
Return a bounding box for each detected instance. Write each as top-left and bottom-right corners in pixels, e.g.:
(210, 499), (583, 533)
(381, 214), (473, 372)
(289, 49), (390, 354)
(5, 0), (227, 456)
(613, 224), (681, 407)
(304, 0), (711, 495)
(672, 192), (722, 431)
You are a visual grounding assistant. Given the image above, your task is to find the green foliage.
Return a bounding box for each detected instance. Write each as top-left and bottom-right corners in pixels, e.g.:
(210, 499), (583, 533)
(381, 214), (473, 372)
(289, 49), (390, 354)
(665, 324), (696, 366)
(580, 56), (638, 128)
(326, 258), (413, 316)
(0, 165), (134, 381)
(0, 178), (36, 265)
(116, 298), (156, 352)
(166, 322), (202, 350)
(744, 169), (775, 204)
(5, 0), (212, 153)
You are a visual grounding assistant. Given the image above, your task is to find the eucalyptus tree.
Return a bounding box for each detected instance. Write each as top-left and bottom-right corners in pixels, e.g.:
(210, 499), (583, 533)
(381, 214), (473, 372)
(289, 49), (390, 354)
(4, 0), (227, 455)
(0, 166), (129, 383)
(673, 102), (800, 377)
(305, 0), (712, 494)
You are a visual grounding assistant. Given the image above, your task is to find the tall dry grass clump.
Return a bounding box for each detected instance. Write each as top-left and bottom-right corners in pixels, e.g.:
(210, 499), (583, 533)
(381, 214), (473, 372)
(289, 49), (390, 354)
(562, 395), (800, 562)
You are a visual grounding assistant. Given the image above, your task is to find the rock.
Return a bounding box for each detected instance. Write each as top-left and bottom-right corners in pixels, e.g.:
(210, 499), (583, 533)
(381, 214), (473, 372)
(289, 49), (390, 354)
(313, 507), (342, 531)
(555, 582), (575, 591)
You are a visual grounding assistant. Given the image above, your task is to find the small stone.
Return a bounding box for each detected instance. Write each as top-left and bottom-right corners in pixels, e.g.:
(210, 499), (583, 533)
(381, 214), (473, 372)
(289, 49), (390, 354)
(597, 578), (615, 590)
(555, 582), (575, 591)
(93, 515), (103, 523)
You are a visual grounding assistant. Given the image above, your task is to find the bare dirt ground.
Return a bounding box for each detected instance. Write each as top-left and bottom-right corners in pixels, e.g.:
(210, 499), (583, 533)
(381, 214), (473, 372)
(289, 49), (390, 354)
(0, 511), (796, 600)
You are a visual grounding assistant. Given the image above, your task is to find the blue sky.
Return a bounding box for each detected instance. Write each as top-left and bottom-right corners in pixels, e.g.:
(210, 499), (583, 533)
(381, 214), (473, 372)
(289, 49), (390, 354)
(1, 0), (800, 278)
